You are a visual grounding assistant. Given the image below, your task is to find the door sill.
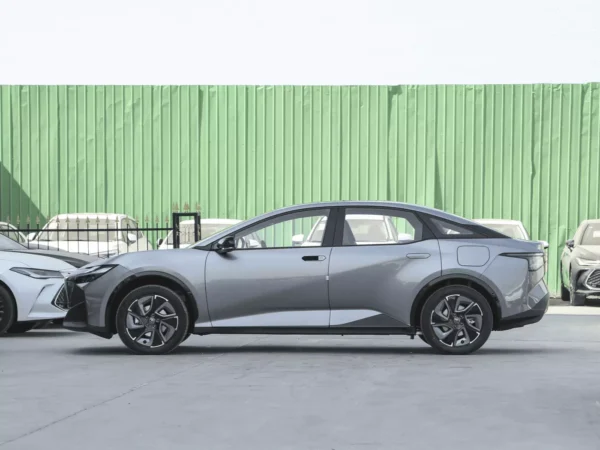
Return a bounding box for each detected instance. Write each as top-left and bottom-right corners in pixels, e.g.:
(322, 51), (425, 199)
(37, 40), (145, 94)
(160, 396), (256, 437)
(192, 326), (416, 336)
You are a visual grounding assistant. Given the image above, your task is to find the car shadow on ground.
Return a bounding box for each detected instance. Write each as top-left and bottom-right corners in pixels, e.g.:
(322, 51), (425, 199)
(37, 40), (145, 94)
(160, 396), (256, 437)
(66, 344), (564, 357)
(1, 331), (73, 338)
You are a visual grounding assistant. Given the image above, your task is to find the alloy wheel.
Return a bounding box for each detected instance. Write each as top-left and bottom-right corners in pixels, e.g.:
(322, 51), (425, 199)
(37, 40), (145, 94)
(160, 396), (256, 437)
(430, 294), (483, 348)
(125, 295), (179, 348)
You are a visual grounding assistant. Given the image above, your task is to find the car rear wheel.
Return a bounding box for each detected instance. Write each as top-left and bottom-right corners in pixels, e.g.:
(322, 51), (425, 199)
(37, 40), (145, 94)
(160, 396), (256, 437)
(420, 285), (493, 355)
(116, 285), (190, 355)
(0, 286), (16, 334)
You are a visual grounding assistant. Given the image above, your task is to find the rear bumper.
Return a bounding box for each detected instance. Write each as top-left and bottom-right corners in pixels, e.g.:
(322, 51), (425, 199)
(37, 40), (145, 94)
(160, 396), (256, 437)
(496, 288), (549, 331)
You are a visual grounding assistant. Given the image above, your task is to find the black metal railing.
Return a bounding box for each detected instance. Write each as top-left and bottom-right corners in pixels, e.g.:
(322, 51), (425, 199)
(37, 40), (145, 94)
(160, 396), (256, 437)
(0, 209), (201, 259)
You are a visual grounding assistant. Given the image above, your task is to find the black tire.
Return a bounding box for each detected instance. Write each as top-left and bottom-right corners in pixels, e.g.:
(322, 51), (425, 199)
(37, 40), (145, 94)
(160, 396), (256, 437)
(181, 332), (192, 343)
(561, 283), (570, 302)
(569, 286), (586, 306)
(418, 334), (429, 345)
(116, 285), (190, 355)
(420, 285), (493, 355)
(6, 321), (37, 334)
(0, 286), (16, 334)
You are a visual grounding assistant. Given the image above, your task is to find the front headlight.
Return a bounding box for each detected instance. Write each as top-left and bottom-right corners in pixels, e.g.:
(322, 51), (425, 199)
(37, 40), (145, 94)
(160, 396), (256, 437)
(67, 265), (116, 284)
(10, 267), (63, 279)
(576, 258), (600, 266)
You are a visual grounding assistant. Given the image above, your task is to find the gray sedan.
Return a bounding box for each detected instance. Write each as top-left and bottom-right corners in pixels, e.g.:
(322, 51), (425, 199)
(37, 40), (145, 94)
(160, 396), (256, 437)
(63, 201), (549, 355)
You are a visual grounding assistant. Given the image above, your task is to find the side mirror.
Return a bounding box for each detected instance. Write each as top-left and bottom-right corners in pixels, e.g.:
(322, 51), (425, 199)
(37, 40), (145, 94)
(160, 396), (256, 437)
(540, 240), (549, 250)
(216, 236), (236, 254)
(566, 239), (575, 249)
(157, 238), (164, 247)
(27, 232), (36, 241)
(127, 233), (138, 244)
(292, 234), (305, 247)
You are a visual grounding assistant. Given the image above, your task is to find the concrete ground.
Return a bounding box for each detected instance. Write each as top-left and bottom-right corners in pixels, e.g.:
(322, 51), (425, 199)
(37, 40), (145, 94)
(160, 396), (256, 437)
(1, 301), (600, 450)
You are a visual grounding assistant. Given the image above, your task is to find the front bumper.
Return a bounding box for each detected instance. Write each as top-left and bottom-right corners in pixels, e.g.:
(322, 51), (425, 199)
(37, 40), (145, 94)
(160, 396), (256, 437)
(572, 268), (600, 298)
(62, 280), (113, 339)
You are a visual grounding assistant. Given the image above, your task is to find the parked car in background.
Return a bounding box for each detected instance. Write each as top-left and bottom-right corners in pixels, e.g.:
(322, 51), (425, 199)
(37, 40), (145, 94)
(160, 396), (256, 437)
(0, 222), (28, 245)
(560, 219), (600, 306)
(474, 219), (549, 272)
(28, 213), (151, 258)
(157, 218), (241, 250)
(474, 219), (549, 249)
(292, 214), (414, 247)
(63, 201), (548, 356)
(0, 234), (97, 334)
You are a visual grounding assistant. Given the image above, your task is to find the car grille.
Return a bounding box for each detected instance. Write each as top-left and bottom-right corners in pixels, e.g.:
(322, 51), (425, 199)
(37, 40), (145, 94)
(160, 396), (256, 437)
(51, 285), (69, 311)
(586, 270), (600, 289)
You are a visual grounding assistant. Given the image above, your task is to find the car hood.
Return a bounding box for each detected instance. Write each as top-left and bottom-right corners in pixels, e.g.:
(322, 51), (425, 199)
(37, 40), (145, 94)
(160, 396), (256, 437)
(30, 240), (118, 256)
(3, 249), (99, 268)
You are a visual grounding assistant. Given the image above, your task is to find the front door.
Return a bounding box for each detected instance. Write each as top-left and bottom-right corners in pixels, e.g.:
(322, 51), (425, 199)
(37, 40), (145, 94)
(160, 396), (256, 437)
(205, 208), (335, 327)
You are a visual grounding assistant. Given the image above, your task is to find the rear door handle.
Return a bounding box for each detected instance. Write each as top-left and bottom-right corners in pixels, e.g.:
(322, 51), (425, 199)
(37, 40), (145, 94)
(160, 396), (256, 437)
(302, 255), (326, 261)
(407, 253), (430, 259)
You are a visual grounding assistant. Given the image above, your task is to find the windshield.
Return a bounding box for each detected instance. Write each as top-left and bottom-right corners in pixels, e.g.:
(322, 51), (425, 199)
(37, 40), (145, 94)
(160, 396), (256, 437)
(0, 225), (27, 244)
(166, 222), (236, 245)
(482, 223), (527, 240)
(581, 223), (600, 245)
(36, 218), (123, 242)
(0, 234), (26, 250)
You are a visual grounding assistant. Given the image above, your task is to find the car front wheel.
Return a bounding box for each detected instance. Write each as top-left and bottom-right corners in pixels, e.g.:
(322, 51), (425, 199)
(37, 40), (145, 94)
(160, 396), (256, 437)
(0, 286), (16, 334)
(420, 285), (493, 355)
(116, 285), (190, 355)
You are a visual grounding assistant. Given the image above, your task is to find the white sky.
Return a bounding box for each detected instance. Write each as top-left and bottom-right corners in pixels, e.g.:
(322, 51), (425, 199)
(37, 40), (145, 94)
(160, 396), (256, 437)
(0, 0), (599, 84)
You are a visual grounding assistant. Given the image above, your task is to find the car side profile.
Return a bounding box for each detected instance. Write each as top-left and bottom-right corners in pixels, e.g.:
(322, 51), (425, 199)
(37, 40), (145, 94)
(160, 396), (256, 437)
(63, 201), (549, 355)
(560, 219), (600, 305)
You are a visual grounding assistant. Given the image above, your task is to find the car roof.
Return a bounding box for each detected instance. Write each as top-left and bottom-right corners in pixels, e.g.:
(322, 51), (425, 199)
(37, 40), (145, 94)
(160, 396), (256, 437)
(195, 201), (478, 246)
(579, 219), (600, 227)
(474, 219), (524, 226)
(178, 218), (241, 225)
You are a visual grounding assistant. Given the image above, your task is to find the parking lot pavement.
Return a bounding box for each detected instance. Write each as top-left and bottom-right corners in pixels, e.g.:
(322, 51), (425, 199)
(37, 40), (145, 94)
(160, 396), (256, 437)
(2, 311), (600, 450)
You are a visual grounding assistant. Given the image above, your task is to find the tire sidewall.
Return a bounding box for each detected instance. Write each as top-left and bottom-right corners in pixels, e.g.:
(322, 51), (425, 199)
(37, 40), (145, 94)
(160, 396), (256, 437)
(420, 285), (493, 355)
(116, 285), (189, 355)
(0, 286), (17, 334)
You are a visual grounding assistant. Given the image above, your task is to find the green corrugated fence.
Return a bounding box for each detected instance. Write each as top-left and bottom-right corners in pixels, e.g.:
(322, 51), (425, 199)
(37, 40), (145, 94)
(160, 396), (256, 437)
(2, 84), (600, 294)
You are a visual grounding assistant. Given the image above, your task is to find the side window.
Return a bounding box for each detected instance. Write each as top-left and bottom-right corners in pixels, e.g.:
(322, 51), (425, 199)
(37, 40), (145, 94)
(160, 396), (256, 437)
(342, 208), (423, 246)
(127, 219), (143, 238)
(235, 209), (330, 249)
(429, 218), (474, 237)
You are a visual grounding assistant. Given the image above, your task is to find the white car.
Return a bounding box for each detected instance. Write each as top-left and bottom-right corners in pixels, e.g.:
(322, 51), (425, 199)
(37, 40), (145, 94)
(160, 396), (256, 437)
(293, 214), (414, 247)
(474, 219), (549, 248)
(157, 218), (241, 249)
(29, 213), (152, 258)
(0, 234), (98, 334)
(0, 222), (28, 245)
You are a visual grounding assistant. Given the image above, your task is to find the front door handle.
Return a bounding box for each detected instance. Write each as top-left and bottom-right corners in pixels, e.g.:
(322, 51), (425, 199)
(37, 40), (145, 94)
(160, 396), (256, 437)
(407, 253), (430, 259)
(302, 255), (326, 261)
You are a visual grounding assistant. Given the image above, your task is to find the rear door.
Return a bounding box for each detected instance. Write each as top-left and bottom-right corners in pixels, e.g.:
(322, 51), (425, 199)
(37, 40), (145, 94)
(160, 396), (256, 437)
(328, 207), (441, 328)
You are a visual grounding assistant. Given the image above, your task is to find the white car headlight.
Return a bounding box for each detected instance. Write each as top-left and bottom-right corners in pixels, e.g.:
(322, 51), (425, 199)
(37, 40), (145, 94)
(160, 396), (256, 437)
(576, 258), (600, 266)
(10, 267), (64, 279)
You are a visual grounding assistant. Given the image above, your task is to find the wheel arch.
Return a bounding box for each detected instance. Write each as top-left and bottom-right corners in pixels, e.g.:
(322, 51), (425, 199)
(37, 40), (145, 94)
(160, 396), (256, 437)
(410, 275), (501, 330)
(105, 272), (199, 334)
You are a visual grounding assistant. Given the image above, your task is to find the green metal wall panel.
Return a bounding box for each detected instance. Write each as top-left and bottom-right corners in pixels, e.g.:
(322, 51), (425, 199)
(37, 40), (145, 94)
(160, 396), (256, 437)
(1, 84), (600, 294)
